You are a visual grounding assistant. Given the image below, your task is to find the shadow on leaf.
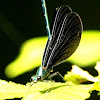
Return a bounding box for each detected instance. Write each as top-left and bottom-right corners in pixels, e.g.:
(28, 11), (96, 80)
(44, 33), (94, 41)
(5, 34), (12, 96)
(40, 84), (67, 93)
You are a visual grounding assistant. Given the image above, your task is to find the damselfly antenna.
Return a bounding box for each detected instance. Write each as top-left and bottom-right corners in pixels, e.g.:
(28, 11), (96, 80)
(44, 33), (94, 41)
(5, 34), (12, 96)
(41, 0), (51, 40)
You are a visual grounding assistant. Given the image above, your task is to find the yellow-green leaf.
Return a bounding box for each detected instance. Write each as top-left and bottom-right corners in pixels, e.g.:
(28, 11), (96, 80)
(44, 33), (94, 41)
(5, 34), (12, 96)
(64, 64), (100, 84)
(0, 79), (27, 99)
(68, 30), (100, 66)
(95, 61), (100, 78)
(5, 37), (47, 78)
(0, 79), (100, 100)
(23, 82), (92, 100)
(5, 30), (100, 78)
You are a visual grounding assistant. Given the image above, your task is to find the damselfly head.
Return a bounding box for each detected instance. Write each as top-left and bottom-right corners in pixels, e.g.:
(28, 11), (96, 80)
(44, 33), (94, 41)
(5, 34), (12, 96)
(31, 76), (41, 83)
(31, 67), (47, 83)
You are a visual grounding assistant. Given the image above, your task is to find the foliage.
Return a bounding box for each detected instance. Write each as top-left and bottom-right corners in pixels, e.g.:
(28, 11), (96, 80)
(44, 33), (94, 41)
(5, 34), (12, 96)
(5, 30), (100, 78)
(0, 62), (100, 99)
(1, 30), (100, 99)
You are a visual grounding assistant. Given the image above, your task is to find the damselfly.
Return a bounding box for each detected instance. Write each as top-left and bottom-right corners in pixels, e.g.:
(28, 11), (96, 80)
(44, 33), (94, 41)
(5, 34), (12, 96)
(31, 0), (83, 83)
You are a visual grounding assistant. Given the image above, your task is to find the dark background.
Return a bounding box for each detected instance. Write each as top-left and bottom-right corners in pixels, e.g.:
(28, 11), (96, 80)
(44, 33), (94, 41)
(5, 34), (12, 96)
(0, 0), (100, 99)
(0, 0), (100, 84)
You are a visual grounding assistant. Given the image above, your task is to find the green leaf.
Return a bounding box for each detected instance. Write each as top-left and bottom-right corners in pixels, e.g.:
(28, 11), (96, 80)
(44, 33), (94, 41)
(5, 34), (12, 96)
(95, 61), (100, 79)
(5, 30), (100, 78)
(0, 79), (27, 99)
(5, 37), (47, 78)
(64, 65), (100, 84)
(1, 63), (100, 100)
(92, 82), (100, 91)
(0, 79), (92, 100)
(98, 91), (100, 96)
(68, 30), (100, 66)
(23, 82), (92, 100)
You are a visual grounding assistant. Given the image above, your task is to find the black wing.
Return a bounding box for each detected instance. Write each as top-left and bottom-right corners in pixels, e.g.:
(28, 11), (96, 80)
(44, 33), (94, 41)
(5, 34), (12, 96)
(42, 5), (82, 68)
(42, 5), (72, 66)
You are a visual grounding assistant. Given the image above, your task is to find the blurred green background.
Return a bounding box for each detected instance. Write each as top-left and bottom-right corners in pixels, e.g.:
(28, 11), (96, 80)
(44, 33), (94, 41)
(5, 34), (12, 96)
(0, 0), (100, 86)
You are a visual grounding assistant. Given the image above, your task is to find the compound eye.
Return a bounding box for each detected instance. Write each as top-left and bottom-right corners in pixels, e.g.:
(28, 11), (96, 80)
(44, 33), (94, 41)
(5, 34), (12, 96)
(31, 76), (38, 83)
(31, 77), (34, 81)
(37, 76), (41, 80)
